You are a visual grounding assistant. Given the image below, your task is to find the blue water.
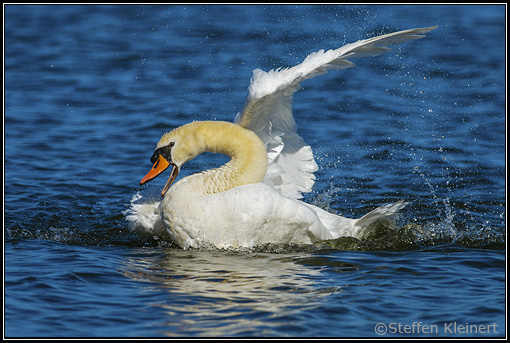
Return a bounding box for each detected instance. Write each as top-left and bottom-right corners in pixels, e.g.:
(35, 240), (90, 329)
(4, 4), (506, 338)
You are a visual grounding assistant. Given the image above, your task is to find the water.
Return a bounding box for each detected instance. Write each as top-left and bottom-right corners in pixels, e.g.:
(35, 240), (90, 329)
(4, 4), (505, 337)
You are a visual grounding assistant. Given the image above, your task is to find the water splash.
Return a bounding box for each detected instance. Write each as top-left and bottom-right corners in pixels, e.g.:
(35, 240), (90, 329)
(403, 164), (504, 249)
(412, 164), (458, 235)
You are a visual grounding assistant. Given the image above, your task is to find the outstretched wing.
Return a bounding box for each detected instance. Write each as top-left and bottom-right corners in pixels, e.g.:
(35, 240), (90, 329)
(235, 26), (437, 199)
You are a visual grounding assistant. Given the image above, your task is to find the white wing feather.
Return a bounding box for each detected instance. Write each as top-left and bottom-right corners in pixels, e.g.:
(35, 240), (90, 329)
(235, 26), (438, 199)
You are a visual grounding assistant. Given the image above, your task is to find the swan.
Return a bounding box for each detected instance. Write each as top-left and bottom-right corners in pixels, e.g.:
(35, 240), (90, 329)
(125, 26), (438, 249)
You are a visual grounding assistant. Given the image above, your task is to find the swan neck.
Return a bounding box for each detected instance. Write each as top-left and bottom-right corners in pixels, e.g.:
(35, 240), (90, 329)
(185, 121), (268, 195)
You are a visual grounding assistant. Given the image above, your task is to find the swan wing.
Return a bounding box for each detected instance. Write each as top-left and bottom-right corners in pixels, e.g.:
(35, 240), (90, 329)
(235, 26), (438, 199)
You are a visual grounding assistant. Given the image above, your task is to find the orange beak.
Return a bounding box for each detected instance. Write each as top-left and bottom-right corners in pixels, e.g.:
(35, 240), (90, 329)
(140, 154), (179, 197)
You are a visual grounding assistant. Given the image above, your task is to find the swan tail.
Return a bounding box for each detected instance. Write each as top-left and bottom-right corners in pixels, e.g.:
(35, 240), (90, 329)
(354, 200), (408, 231)
(306, 200), (408, 240)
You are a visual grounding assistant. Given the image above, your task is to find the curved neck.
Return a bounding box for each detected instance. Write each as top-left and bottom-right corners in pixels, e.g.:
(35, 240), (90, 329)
(178, 121), (268, 195)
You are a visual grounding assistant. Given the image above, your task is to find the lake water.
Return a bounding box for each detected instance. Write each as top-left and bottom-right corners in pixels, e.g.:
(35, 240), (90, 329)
(4, 4), (506, 338)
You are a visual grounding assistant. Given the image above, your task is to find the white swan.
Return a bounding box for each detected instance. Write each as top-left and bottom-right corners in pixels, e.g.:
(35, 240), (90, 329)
(125, 26), (438, 249)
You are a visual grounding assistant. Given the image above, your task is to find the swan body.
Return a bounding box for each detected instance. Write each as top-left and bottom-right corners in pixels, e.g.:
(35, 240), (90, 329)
(125, 26), (437, 249)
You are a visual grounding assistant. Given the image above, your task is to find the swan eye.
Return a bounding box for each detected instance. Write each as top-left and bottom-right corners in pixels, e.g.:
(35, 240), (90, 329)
(170, 142), (175, 147)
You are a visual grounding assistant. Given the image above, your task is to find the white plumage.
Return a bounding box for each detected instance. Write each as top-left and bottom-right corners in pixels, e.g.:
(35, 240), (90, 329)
(125, 26), (437, 249)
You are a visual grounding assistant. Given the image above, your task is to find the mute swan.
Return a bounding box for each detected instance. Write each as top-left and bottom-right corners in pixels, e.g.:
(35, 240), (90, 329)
(125, 26), (437, 249)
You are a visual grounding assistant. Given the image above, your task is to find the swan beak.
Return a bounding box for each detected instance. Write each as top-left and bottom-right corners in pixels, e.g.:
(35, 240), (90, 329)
(140, 154), (170, 186)
(161, 163), (179, 197)
(140, 154), (179, 197)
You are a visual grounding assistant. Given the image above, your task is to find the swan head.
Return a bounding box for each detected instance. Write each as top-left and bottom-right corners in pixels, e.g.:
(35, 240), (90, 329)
(139, 141), (179, 197)
(140, 123), (202, 197)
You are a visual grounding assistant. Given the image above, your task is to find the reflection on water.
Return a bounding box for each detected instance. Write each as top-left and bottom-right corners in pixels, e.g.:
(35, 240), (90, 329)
(122, 250), (348, 336)
(5, 239), (504, 337)
(119, 246), (505, 337)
